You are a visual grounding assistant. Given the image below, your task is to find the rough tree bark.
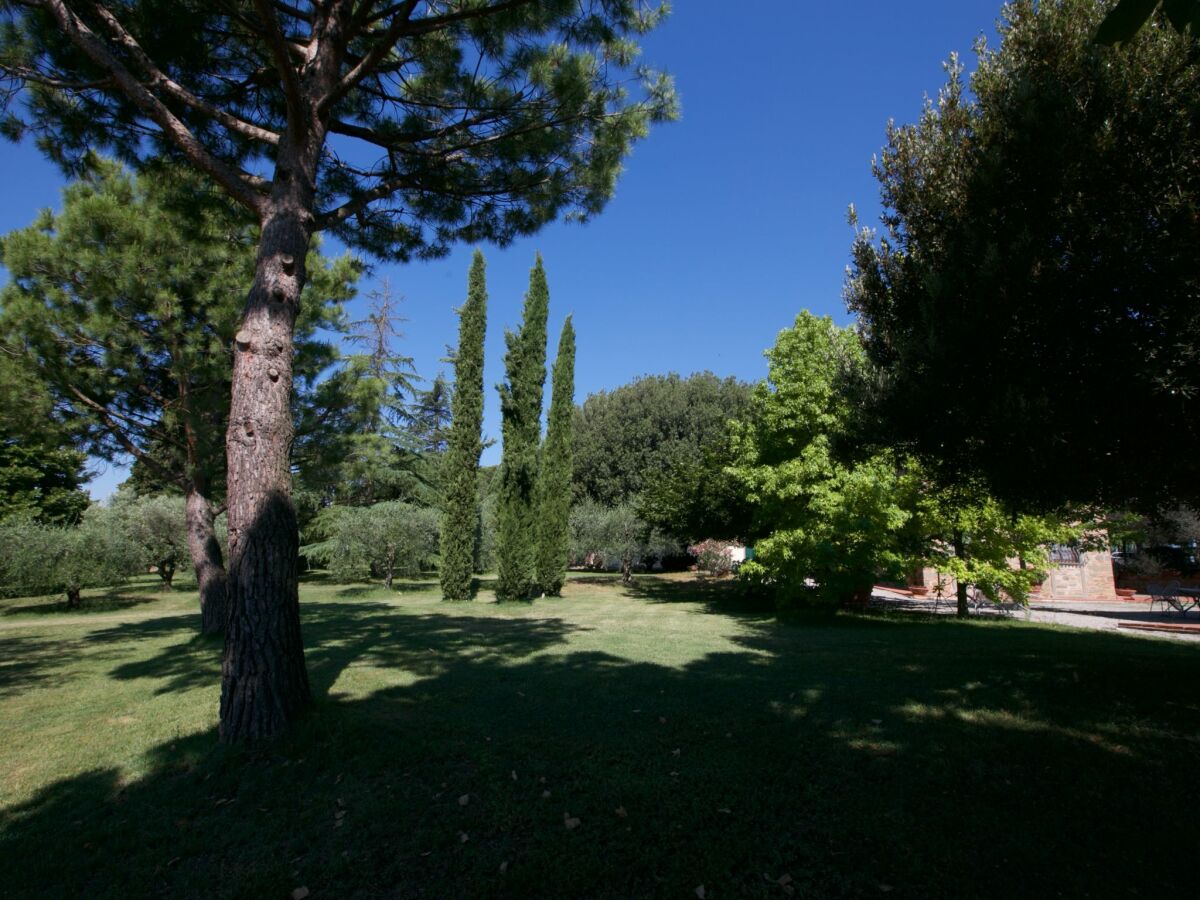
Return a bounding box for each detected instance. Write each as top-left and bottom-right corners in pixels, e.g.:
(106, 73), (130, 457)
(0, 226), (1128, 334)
(65, 587), (81, 608)
(185, 487), (228, 634)
(218, 104), (326, 739)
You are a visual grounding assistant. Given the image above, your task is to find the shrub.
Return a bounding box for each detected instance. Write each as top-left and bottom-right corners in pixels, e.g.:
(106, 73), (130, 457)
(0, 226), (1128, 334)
(687, 539), (737, 576)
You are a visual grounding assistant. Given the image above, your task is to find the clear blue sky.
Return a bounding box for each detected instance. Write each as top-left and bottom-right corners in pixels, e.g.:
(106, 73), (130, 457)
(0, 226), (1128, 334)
(0, 1), (1004, 498)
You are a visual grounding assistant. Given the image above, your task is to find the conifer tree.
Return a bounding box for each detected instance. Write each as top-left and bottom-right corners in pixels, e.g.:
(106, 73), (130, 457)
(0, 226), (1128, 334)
(536, 317), (576, 596)
(495, 256), (550, 601)
(440, 252), (488, 601)
(0, 0), (674, 741)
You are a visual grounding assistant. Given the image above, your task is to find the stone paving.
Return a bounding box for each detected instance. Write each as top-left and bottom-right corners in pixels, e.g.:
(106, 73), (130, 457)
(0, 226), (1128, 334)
(870, 588), (1200, 642)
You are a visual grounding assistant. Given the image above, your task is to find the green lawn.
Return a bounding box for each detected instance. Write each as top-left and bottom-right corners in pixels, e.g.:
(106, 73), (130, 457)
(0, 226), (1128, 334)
(1, 573), (1197, 899)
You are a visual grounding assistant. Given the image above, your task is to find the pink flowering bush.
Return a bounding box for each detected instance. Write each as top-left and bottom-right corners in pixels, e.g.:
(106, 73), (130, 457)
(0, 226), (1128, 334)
(687, 539), (737, 576)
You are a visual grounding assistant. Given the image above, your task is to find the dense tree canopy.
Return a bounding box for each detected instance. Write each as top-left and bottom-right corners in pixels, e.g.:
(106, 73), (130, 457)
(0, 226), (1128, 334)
(573, 372), (753, 506)
(0, 351), (89, 524)
(731, 313), (914, 608)
(495, 255), (549, 601)
(535, 315), (576, 596)
(440, 251), (488, 601)
(845, 0), (1200, 513)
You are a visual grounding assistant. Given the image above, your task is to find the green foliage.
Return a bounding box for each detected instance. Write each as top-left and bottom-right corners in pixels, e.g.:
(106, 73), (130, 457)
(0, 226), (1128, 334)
(0, 351), (89, 524)
(639, 430), (754, 543)
(569, 500), (678, 583)
(0, 507), (140, 603)
(495, 256), (550, 601)
(573, 372), (753, 506)
(846, 0), (1200, 512)
(406, 374), (454, 456)
(0, 2), (677, 261)
(536, 317), (576, 596)
(441, 252), (488, 601)
(293, 281), (431, 510)
(302, 502), (439, 588)
(0, 161), (358, 497)
(905, 478), (1080, 610)
(731, 313), (914, 608)
(107, 488), (189, 587)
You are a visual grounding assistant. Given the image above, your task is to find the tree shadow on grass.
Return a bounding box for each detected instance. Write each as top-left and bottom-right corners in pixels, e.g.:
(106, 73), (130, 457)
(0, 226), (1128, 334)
(1, 592), (162, 617)
(2, 601), (1200, 899)
(623, 572), (778, 617)
(98, 600), (583, 700)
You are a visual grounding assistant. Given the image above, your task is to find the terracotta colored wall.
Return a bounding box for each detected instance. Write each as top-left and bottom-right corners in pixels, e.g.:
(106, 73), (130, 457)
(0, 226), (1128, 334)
(914, 550), (1118, 602)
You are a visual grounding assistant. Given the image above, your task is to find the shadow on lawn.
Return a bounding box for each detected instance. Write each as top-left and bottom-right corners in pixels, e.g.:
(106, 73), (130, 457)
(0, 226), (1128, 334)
(2, 585), (1199, 899)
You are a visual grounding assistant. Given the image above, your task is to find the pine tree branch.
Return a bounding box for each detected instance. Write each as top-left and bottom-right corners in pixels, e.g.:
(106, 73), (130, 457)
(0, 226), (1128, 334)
(253, 0), (306, 123)
(88, 2), (282, 146)
(28, 1), (268, 215)
(65, 384), (179, 485)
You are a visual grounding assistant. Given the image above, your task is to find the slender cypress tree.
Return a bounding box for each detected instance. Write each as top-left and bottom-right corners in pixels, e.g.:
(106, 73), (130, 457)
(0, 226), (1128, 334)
(440, 252), (488, 601)
(536, 317), (577, 596)
(495, 256), (550, 601)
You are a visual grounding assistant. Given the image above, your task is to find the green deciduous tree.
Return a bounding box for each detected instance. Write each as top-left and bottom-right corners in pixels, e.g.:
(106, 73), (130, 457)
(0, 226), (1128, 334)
(573, 372), (753, 506)
(846, 0), (1200, 513)
(109, 488), (189, 589)
(0, 0), (675, 741)
(536, 315), (576, 596)
(905, 478), (1078, 617)
(731, 312), (914, 609)
(303, 501), (438, 588)
(569, 500), (677, 585)
(495, 255), (549, 601)
(0, 162), (357, 634)
(638, 430), (754, 544)
(0, 507), (140, 607)
(441, 251), (488, 601)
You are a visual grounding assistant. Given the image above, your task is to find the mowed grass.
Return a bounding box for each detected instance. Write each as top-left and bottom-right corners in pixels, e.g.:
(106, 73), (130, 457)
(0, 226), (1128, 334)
(1, 573), (1198, 899)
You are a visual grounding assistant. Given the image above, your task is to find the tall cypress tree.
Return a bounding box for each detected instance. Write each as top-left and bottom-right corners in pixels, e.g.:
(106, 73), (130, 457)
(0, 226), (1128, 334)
(495, 256), (550, 601)
(536, 317), (577, 596)
(440, 251), (488, 601)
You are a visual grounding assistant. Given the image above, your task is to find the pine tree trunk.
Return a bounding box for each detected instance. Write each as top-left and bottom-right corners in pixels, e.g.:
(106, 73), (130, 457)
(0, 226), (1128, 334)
(953, 529), (970, 618)
(186, 488), (228, 635)
(219, 202), (313, 743)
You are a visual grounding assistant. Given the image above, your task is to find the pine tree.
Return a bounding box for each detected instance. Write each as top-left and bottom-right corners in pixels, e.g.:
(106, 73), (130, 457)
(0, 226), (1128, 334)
(440, 252), (488, 601)
(536, 317), (577, 596)
(495, 256), (550, 601)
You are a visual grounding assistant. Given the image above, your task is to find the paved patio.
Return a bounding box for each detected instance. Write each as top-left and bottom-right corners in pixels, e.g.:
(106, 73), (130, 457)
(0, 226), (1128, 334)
(869, 588), (1200, 642)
